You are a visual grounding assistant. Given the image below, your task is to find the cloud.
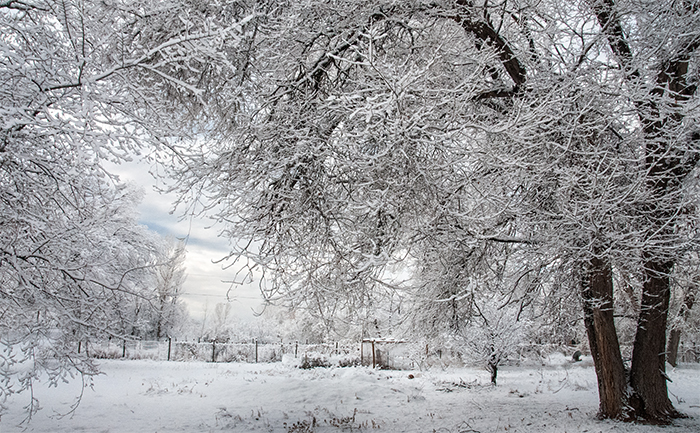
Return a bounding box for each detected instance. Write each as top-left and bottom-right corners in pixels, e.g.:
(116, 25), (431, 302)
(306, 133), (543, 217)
(104, 159), (264, 321)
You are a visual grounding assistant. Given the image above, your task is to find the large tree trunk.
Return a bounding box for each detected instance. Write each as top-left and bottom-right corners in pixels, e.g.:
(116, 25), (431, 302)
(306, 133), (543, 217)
(581, 257), (628, 419)
(667, 290), (695, 367)
(629, 258), (683, 421)
(589, 0), (696, 420)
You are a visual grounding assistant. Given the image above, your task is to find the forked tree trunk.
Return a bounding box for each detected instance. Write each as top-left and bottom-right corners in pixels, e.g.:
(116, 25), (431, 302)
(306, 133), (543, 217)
(590, 0), (696, 421)
(629, 259), (683, 421)
(581, 257), (628, 419)
(667, 289), (695, 367)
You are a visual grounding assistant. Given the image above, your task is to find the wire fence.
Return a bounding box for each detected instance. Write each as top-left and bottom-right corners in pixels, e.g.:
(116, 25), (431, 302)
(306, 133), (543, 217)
(87, 339), (360, 364)
(82, 338), (700, 368)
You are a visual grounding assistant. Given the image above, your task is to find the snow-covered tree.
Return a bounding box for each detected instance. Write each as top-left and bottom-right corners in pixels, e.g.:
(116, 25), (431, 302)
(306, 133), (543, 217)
(5, 0), (697, 424)
(0, 177), (159, 416)
(0, 0), (249, 419)
(667, 254), (700, 367)
(162, 0), (699, 422)
(151, 238), (187, 339)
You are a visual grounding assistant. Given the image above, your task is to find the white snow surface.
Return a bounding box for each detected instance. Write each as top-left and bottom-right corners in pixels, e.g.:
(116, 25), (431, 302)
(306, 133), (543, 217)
(2, 355), (699, 432)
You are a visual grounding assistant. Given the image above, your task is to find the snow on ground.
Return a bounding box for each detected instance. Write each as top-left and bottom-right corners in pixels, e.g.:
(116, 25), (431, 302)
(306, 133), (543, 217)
(2, 355), (699, 433)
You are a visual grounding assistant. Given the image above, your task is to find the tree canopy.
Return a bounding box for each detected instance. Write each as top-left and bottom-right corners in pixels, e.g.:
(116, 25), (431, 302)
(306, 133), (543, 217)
(2, 0), (699, 424)
(165, 0), (700, 422)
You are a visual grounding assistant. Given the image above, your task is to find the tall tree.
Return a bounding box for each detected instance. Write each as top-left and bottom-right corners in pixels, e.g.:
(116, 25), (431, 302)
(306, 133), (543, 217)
(586, 0), (700, 419)
(112, 0), (700, 423)
(152, 238), (187, 339)
(0, 0), (249, 419)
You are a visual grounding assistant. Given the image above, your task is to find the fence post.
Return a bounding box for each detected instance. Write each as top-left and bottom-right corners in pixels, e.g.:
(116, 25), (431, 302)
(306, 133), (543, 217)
(167, 337), (172, 361)
(335, 341), (339, 355)
(255, 339), (259, 363)
(360, 340), (363, 365)
(212, 341), (216, 363)
(295, 341), (298, 358)
(372, 340), (376, 369)
(78, 341), (82, 354)
(122, 339), (126, 358)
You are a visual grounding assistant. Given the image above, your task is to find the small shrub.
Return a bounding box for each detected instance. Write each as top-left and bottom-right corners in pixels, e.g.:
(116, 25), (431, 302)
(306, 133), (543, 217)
(300, 354), (331, 369)
(298, 352), (361, 369)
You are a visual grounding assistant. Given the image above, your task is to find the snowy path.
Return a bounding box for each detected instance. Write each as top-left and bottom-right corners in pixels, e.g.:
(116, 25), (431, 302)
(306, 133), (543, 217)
(2, 358), (699, 432)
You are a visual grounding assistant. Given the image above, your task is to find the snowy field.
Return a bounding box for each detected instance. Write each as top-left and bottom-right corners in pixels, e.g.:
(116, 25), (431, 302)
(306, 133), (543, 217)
(2, 356), (699, 433)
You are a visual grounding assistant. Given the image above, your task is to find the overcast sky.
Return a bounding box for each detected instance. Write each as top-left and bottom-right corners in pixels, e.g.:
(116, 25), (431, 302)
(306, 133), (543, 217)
(105, 158), (265, 321)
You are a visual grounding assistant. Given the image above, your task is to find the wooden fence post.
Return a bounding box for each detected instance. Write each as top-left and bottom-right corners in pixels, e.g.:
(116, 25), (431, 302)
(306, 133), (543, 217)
(212, 341), (216, 363)
(122, 339), (126, 358)
(372, 340), (376, 369)
(295, 341), (298, 358)
(255, 339), (259, 363)
(167, 337), (172, 361)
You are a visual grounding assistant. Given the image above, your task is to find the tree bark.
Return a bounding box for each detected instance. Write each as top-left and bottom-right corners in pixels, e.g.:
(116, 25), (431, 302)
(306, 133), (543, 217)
(666, 328), (682, 368)
(667, 290), (695, 367)
(629, 259), (683, 421)
(488, 362), (498, 385)
(581, 257), (628, 420)
(488, 348), (499, 385)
